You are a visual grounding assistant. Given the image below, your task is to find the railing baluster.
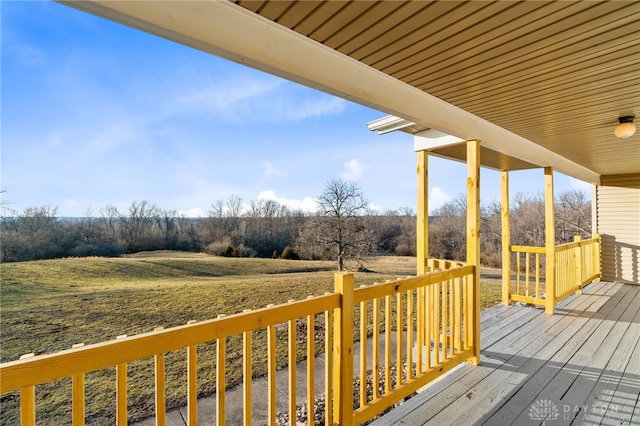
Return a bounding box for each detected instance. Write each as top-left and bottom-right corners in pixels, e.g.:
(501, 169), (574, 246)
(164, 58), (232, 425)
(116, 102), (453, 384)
(324, 304), (333, 426)
(243, 311), (252, 426)
(396, 289), (403, 388)
(372, 297), (380, 399)
(186, 321), (197, 426)
(307, 302), (315, 426)
(516, 253), (521, 295)
(115, 334), (128, 426)
(216, 314), (226, 426)
(72, 373), (84, 425)
(441, 281), (448, 361)
(465, 275), (472, 350)
(359, 290), (368, 407)
(266, 307), (277, 426)
(71, 343), (85, 426)
(433, 282), (440, 365)
(416, 287), (424, 375)
(535, 253), (540, 299)
(154, 327), (166, 426)
(449, 279), (455, 357)
(575, 236), (583, 292)
(20, 385), (35, 426)
(426, 284), (432, 369)
(116, 363), (127, 425)
(384, 293), (392, 394)
(525, 253), (531, 297)
(155, 352), (166, 426)
(19, 353), (35, 426)
(454, 277), (462, 353)
(288, 303), (296, 425)
(406, 290), (413, 381)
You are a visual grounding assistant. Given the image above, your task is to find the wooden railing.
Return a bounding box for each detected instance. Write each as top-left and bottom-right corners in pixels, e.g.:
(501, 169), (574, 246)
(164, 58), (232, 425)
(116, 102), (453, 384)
(347, 263), (476, 425)
(509, 245), (547, 306)
(0, 261), (477, 426)
(505, 234), (600, 312)
(555, 235), (601, 301)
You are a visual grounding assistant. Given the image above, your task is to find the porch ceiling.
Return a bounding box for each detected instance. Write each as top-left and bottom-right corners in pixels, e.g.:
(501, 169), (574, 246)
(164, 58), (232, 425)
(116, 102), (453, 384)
(60, 1), (640, 182)
(234, 0), (640, 178)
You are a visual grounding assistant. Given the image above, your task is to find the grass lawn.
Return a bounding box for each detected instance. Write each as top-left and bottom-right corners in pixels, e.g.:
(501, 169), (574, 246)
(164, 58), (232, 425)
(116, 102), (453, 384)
(0, 253), (503, 424)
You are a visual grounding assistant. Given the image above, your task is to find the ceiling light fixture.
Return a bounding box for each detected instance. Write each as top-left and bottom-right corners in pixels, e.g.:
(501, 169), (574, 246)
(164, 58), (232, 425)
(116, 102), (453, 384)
(614, 116), (636, 138)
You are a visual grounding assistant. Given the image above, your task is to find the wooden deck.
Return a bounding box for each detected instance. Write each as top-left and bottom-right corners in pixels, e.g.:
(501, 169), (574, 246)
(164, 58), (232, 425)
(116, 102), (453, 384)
(371, 281), (640, 425)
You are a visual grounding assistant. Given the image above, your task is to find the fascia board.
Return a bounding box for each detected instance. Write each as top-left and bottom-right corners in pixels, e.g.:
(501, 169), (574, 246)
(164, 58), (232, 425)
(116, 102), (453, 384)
(414, 129), (466, 152)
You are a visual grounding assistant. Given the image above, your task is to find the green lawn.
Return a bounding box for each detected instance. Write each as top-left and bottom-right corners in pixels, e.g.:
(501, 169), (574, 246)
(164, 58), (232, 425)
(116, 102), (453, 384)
(0, 253), (502, 424)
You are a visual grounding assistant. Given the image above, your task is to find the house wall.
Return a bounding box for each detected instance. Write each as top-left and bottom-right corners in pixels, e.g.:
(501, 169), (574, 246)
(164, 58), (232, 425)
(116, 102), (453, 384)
(596, 174), (640, 284)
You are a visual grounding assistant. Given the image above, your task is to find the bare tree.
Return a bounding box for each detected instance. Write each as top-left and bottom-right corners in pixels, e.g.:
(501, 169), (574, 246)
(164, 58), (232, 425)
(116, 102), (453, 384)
(297, 178), (372, 271)
(0, 205), (61, 261)
(201, 195), (246, 250)
(429, 198), (466, 260)
(119, 201), (159, 251)
(556, 189), (592, 242)
(100, 204), (121, 241)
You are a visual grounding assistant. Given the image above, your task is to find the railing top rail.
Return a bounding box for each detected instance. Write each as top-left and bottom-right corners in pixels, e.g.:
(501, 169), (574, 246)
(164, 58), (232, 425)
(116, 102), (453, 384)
(428, 258), (466, 267)
(556, 236), (600, 251)
(0, 293), (340, 393)
(353, 265), (475, 304)
(555, 241), (581, 251)
(510, 245), (546, 254)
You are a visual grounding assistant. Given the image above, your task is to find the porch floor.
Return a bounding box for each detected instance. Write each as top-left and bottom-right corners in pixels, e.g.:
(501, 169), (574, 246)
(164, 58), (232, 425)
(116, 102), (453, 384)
(371, 281), (640, 426)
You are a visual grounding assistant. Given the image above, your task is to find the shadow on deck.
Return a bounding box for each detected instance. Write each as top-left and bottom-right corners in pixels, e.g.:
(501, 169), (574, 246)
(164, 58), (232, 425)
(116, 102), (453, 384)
(371, 281), (640, 426)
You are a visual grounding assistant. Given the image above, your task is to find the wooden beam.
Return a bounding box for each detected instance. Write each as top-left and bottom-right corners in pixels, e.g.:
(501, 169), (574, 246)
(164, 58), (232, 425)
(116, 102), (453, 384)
(545, 167), (556, 314)
(501, 171), (511, 305)
(466, 140), (481, 365)
(417, 150), (429, 275)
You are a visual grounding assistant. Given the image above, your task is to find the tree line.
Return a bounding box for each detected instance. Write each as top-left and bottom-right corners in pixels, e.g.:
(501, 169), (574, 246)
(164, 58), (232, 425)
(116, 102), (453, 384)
(0, 182), (591, 268)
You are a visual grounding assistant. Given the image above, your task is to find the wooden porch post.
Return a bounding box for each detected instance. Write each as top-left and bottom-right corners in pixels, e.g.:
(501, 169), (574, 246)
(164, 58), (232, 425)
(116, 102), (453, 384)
(501, 171), (511, 305)
(544, 167), (556, 315)
(467, 140), (481, 365)
(417, 150), (429, 275)
(333, 272), (354, 426)
(416, 150), (428, 369)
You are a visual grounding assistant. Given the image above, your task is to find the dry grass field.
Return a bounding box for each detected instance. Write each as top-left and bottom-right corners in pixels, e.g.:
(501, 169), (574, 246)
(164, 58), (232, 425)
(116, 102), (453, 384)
(0, 253), (502, 424)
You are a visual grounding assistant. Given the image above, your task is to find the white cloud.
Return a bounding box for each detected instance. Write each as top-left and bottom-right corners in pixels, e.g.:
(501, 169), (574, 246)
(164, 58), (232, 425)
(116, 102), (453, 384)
(368, 203), (382, 212)
(429, 186), (453, 213)
(178, 207), (206, 217)
(341, 159), (364, 180)
(175, 75), (347, 124)
(282, 96), (347, 121)
(176, 77), (280, 123)
(257, 190), (317, 212)
(260, 162), (283, 183)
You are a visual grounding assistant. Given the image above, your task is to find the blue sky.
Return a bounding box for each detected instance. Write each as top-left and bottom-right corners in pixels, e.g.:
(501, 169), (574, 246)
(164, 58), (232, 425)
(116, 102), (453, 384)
(1, 1), (592, 217)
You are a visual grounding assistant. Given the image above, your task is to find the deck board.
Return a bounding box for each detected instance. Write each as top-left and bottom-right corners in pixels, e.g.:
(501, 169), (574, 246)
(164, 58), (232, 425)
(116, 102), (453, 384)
(483, 283), (625, 425)
(380, 281), (611, 425)
(581, 289), (640, 425)
(510, 285), (636, 425)
(370, 282), (640, 426)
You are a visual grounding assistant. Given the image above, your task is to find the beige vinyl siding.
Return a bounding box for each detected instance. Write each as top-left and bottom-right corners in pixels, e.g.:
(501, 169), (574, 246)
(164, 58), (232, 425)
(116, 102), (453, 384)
(597, 174), (640, 284)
